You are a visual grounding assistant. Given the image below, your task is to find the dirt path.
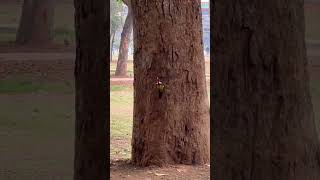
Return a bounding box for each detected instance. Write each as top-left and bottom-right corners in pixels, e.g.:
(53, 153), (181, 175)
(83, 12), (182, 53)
(111, 160), (210, 180)
(0, 52), (75, 61)
(0, 43), (75, 53)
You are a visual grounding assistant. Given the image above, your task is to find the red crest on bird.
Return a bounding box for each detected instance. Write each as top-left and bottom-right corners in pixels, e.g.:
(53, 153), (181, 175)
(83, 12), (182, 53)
(156, 77), (162, 85)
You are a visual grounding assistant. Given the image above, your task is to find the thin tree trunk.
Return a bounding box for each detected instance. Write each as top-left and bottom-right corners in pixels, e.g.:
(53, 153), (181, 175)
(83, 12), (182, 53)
(131, 0), (210, 166)
(212, 0), (320, 179)
(16, 0), (55, 45)
(73, 0), (109, 179)
(114, 5), (133, 76)
(110, 31), (115, 62)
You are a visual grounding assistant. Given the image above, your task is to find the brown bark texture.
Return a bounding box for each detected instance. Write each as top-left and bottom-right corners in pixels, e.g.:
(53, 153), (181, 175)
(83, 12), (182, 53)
(212, 0), (320, 179)
(16, 0), (55, 45)
(73, 0), (109, 179)
(131, 0), (210, 166)
(115, 4), (133, 76)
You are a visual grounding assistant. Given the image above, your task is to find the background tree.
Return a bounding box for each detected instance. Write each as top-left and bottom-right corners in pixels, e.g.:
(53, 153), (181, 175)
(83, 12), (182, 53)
(16, 0), (55, 45)
(114, 0), (133, 76)
(110, 0), (123, 61)
(212, 0), (320, 179)
(73, 0), (109, 179)
(131, 0), (210, 166)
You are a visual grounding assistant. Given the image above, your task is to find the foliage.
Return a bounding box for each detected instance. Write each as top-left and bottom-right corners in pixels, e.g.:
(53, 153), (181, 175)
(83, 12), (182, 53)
(110, 0), (124, 35)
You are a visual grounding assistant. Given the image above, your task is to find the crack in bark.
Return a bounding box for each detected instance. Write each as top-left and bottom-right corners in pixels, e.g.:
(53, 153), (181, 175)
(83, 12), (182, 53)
(249, 118), (257, 180)
(240, 25), (256, 180)
(171, 47), (174, 66)
(159, 25), (165, 48)
(161, 0), (165, 18)
(168, 0), (174, 24)
(241, 25), (254, 93)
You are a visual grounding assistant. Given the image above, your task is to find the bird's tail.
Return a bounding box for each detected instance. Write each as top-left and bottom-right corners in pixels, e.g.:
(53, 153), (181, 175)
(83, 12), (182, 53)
(158, 91), (163, 98)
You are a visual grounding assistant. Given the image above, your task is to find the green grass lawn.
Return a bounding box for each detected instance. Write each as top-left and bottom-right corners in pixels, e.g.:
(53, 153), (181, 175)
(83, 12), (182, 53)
(110, 85), (133, 159)
(0, 86), (75, 179)
(0, 75), (73, 94)
(0, 69), (318, 179)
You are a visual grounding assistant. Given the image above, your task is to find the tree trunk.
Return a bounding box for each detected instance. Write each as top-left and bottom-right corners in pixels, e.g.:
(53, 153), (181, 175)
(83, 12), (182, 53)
(110, 30), (115, 62)
(114, 5), (133, 76)
(16, 0), (33, 44)
(212, 0), (320, 179)
(131, 0), (210, 166)
(73, 0), (109, 179)
(16, 0), (55, 45)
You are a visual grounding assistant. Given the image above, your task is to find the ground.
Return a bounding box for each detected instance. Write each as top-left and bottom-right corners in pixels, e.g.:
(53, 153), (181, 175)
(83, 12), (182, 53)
(0, 44), (319, 180)
(0, 46), (212, 179)
(110, 160), (210, 180)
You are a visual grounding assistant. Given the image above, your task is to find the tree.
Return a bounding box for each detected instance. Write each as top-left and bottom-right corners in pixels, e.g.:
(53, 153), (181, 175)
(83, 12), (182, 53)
(131, 0), (210, 166)
(73, 0), (109, 179)
(110, 31), (116, 60)
(110, 0), (123, 61)
(16, 0), (55, 45)
(114, 0), (133, 76)
(212, 0), (320, 179)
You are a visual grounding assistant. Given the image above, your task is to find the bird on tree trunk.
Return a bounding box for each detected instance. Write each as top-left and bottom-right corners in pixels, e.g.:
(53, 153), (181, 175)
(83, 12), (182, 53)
(155, 77), (165, 99)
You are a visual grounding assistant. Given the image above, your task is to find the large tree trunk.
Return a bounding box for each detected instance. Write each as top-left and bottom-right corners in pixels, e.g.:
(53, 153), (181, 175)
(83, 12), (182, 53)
(73, 0), (109, 179)
(131, 0), (210, 166)
(16, 0), (55, 45)
(212, 0), (320, 179)
(114, 4), (133, 76)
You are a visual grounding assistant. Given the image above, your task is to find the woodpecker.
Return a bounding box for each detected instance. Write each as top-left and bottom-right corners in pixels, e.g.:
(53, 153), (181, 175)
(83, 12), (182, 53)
(155, 77), (165, 98)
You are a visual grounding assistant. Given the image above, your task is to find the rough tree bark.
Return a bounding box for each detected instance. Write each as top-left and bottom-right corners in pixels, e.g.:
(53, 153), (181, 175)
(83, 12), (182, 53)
(212, 0), (320, 179)
(115, 0), (133, 76)
(73, 0), (109, 179)
(16, 0), (55, 45)
(131, 0), (210, 166)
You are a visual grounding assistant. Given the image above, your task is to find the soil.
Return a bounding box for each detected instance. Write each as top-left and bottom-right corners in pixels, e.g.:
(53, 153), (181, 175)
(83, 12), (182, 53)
(1, 44), (319, 179)
(110, 160), (210, 180)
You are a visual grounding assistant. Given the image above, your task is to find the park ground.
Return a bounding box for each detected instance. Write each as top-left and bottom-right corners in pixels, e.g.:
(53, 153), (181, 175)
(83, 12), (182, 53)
(0, 1), (319, 179)
(0, 45), (319, 180)
(0, 47), (211, 179)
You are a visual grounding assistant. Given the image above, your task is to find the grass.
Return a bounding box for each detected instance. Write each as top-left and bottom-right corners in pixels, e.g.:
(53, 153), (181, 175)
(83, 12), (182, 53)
(0, 67), (319, 179)
(0, 75), (73, 94)
(110, 85), (133, 159)
(0, 93), (74, 180)
(110, 85), (132, 92)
